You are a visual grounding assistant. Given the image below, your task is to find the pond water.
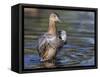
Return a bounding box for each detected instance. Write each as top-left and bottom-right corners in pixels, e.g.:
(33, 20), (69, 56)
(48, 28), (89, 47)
(24, 9), (95, 69)
(24, 41), (94, 69)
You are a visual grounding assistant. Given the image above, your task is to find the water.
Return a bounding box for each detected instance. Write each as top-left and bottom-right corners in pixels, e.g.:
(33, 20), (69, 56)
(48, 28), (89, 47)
(24, 8), (95, 69)
(24, 43), (94, 69)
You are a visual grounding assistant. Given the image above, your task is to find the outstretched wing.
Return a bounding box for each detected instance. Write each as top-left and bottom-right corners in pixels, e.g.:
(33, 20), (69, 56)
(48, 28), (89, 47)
(37, 33), (49, 58)
(37, 35), (47, 56)
(58, 30), (67, 44)
(37, 32), (66, 61)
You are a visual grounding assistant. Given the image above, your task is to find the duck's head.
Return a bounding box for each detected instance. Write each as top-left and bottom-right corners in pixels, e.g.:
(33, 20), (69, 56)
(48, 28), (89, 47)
(49, 13), (61, 22)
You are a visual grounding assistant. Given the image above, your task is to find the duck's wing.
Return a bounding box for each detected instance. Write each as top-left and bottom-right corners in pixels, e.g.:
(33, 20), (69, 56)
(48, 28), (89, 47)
(58, 30), (67, 44)
(37, 34), (46, 55)
(37, 33), (50, 58)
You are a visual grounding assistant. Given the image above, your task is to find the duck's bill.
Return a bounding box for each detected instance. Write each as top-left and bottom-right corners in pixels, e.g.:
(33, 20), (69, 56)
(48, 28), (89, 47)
(56, 16), (61, 22)
(58, 18), (61, 22)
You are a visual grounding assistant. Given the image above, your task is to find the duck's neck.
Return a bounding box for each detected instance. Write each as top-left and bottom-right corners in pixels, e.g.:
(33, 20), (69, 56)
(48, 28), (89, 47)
(48, 20), (57, 35)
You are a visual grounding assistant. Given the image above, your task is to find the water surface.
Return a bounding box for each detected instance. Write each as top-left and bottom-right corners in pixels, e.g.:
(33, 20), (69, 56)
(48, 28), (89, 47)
(24, 8), (95, 69)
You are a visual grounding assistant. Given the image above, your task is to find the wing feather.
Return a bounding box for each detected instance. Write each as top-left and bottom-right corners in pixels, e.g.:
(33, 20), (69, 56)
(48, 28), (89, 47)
(37, 33), (48, 57)
(37, 32), (66, 61)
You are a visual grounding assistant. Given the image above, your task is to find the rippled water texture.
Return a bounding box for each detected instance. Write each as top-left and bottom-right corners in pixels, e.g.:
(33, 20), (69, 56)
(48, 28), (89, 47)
(24, 8), (95, 69)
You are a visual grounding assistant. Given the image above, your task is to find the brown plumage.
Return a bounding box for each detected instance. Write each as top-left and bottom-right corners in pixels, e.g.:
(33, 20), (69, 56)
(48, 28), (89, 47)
(37, 13), (67, 68)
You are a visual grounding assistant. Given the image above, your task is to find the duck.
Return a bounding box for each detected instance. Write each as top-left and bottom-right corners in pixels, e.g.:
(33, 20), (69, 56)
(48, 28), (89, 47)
(37, 12), (67, 68)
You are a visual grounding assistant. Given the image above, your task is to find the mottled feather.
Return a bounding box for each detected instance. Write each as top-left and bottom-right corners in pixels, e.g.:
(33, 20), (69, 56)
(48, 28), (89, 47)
(37, 31), (67, 62)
